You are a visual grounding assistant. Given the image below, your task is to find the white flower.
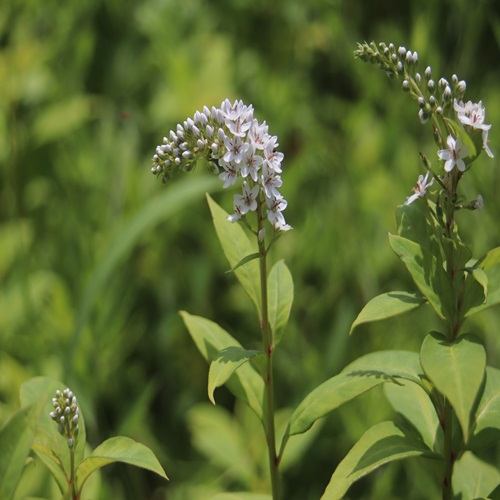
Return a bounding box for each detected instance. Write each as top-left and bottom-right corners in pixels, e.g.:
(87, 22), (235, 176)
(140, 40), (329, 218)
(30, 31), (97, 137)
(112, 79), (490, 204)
(240, 143), (263, 182)
(231, 181), (260, 218)
(261, 163), (283, 199)
(223, 134), (247, 164)
(218, 160), (239, 188)
(453, 99), (491, 131)
(263, 136), (284, 173)
(266, 196), (291, 231)
(405, 171), (434, 205)
(437, 135), (469, 172)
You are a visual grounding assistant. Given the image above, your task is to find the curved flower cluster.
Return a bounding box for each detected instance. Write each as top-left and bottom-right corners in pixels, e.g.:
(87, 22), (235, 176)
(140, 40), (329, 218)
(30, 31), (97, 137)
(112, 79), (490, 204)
(151, 99), (290, 231)
(355, 41), (467, 124)
(49, 388), (80, 448)
(356, 41), (494, 207)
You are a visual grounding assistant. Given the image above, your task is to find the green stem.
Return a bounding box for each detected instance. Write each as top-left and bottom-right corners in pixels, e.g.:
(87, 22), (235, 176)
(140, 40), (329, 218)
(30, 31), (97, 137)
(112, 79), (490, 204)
(69, 444), (78, 500)
(442, 398), (453, 500)
(257, 197), (281, 500)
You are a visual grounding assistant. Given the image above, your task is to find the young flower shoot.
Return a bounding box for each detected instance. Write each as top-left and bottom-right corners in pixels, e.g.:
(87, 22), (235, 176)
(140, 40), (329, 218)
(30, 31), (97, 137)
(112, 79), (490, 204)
(151, 99), (291, 232)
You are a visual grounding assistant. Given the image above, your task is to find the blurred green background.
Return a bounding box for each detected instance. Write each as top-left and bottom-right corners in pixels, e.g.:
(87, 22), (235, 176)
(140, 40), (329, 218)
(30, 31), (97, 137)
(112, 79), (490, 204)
(2, 0), (500, 498)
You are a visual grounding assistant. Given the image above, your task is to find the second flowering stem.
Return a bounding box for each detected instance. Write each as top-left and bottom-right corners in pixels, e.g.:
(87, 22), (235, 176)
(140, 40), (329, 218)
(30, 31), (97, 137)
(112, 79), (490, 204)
(256, 196), (281, 500)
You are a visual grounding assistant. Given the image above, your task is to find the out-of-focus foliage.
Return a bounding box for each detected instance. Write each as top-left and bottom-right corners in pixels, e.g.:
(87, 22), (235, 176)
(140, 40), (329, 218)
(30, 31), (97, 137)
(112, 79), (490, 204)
(1, 0), (500, 498)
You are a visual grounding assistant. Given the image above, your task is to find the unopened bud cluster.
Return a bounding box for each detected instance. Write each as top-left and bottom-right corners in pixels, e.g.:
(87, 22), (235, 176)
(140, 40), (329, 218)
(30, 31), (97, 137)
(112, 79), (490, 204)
(354, 41), (466, 124)
(151, 99), (290, 231)
(49, 388), (80, 448)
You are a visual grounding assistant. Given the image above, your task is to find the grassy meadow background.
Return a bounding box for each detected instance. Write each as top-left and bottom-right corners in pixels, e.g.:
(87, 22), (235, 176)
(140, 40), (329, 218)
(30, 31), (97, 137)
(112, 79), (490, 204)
(2, 0), (500, 498)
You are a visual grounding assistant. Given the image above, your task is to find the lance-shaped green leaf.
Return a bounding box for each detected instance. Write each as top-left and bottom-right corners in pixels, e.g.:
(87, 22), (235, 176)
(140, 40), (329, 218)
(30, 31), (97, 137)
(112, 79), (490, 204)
(470, 367), (500, 450)
(350, 291), (426, 334)
(389, 234), (455, 321)
(465, 248), (500, 318)
(384, 380), (440, 451)
(76, 436), (167, 492)
(0, 404), (39, 500)
(420, 332), (486, 442)
(208, 347), (263, 405)
(321, 421), (440, 500)
(267, 259), (293, 345)
(396, 202), (442, 258)
(452, 451), (500, 500)
(207, 194), (261, 315)
(287, 350), (422, 438)
(181, 311), (265, 421)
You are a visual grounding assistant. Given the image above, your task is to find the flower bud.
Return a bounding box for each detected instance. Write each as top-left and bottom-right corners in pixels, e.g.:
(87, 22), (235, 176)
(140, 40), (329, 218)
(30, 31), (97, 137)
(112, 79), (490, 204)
(424, 66), (432, 80)
(402, 80), (410, 91)
(428, 80), (435, 91)
(418, 109), (429, 124)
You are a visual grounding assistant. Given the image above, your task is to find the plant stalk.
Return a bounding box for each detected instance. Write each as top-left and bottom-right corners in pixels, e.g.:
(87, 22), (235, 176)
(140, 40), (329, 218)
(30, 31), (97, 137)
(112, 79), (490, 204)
(257, 198), (281, 500)
(442, 398), (453, 500)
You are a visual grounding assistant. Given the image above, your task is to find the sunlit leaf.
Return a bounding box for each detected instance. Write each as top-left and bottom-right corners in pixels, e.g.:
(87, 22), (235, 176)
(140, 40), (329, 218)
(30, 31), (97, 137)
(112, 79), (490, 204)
(208, 347), (263, 405)
(207, 194), (261, 315)
(384, 380), (440, 451)
(452, 452), (500, 500)
(350, 291), (426, 334)
(465, 247), (500, 318)
(287, 350), (422, 437)
(470, 367), (500, 450)
(389, 234), (454, 320)
(181, 311), (265, 422)
(420, 332), (486, 442)
(75, 436), (167, 492)
(267, 259), (293, 345)
(321, 421), (440, 500)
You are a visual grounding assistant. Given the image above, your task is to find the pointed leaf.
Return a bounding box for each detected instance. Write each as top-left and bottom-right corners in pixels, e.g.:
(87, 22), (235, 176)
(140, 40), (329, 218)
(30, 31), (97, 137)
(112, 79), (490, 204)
(389, 234), (455, 320)
(384, 380), (440, 451)
(180, 311), (265, 421)
(76, 436), (167, 491)
(226, 253), (260, 273)
(350, 291), (426, 334)
(420, 332), (486, 441)
(452, 452), (500, 500)
(321, 421), (440, 500)
(0, 405), (38, 500)
(207, 194), (261, 315)
(267, 260), (293, 345)
(208, 347), (263, 404)
(287, 350), (422, 437)
(470, 367), (500, 450)
(465, 248), (500, 318)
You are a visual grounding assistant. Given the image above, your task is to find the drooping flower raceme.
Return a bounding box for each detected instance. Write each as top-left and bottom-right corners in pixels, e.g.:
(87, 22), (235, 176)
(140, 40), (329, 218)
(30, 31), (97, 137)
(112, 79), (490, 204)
(151, 99), (290, 231)
(437, 135), (469, 173)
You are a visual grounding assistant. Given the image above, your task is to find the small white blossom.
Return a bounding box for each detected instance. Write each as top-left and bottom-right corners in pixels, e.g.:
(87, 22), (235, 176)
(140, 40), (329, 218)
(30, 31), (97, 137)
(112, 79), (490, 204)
(437, 135), (469, 172)
(453, 99), (491, 131)
(230, 181), (260, 220)
(405, 171), (434, 205)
